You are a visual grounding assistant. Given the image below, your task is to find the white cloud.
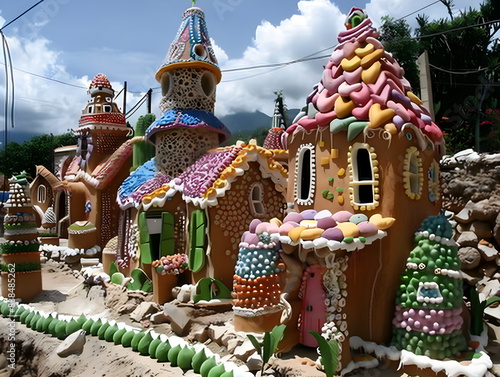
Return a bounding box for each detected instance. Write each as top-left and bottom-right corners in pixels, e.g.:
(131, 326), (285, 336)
(214, 0), (346, 116)
(0, 35), (144, 138)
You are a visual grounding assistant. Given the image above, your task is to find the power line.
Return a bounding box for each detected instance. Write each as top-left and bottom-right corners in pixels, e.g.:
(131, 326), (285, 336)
(429, 63), (498, 75)
(397, 1), (441, 21)
(416, 18), (500, 39)
(0, 63), (88, 89)
(0, 0), (46, 31)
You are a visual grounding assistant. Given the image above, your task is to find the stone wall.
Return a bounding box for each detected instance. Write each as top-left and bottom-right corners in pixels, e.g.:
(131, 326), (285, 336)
(441, 149), (500, 306)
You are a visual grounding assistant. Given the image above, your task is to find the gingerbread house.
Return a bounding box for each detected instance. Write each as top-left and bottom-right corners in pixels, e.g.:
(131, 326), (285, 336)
(57, 74), (140, 251)
(233, 8), (448, 371)
(115, 7), (288, 290)
(29, 165), (60, 227)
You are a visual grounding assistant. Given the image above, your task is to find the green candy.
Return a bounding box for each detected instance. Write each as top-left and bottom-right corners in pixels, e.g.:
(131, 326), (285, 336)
(76, 314), (87, 326)
(113, 328), (127, 345)
(104, 324), (119, 343)
(177, 346), (196, 370)
(192, 348), (209, 373)
(24, 311), (35, 327)
(137, 331), (153, 356)
(121, 330), (136, 348)
(167, 345), (182, 366)
(148, 338), (162, 358)
(90, 319), (102, 336)
(97, 322), (111, 340)
(82, 318), (95, 334)
(131, 331), (146, 352)
(200, 356), (217, 377)
(19, 309), (31, 324)
(55, 321), (68, 340)
(48, 318), (60, 336)
(155, 340), (172, 362)
(66, 319), (81, 335)
(207, 364), (226, 377)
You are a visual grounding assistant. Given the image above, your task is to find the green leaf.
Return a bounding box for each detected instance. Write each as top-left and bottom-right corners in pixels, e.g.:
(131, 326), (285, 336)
(262, 332), (273, 364)
(269, 324), (286, 358)
(310, 330), (339, 377)
(485, 296), (500, 308)
(109, 261), (119, 276)
(246, 334), (262, 357)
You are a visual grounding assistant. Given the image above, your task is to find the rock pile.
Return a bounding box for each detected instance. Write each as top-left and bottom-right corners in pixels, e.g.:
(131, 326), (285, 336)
(441, 150), (500, 320)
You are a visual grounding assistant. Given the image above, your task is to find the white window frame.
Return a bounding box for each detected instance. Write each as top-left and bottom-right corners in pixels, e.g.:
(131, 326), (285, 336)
(403, 146), (423, 200)
(37, 185), (47, 204)
(348, 143), (379, 211)
(249, 182), (265, 216)
(294, 143), (316, 206)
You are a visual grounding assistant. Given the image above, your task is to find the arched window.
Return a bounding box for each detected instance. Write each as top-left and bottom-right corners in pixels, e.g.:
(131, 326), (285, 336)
(295, 143), (316, 206)
(37, 185), (47, 203)
(403, 147), (423, 200)
(249, 182), (265, 216)
(348, 143), (379, 211)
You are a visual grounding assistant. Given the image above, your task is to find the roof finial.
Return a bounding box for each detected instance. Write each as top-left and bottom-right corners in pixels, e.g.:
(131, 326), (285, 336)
(192, 0), (197, 6)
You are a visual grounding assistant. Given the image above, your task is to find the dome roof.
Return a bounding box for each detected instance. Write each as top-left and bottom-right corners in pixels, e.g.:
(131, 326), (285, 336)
(155, 7), (221, 83)
(90, 73), (112, 90)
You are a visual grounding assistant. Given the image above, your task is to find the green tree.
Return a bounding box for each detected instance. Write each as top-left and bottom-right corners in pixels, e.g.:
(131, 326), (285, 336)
(0, 132), (77, 177)
(415, 0), (500, 151)
(379, 16), (421, 93)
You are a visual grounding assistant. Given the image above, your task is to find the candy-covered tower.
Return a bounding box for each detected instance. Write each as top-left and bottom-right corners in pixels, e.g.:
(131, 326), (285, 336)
(60, 73), (135, 250)
(392, 214), (466, 358)
(76, 73), (129, 173)
(145, 7), (230, 177)
(0, 173), (42, 302)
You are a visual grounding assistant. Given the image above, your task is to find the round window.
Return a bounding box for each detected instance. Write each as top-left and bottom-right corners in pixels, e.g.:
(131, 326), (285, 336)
(201, 72), (216, 97)
(161, 72), (172, 97)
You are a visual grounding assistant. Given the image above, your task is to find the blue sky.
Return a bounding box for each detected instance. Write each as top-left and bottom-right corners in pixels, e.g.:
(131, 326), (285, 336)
(0, 0), (486, 139)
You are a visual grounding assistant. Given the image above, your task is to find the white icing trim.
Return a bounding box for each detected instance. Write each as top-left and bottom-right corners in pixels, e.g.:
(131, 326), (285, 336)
(279, 230), (387, 261)
(294, 143), (316, 206)
(143, 148), (287, 211)
(349, 336), (492, 377)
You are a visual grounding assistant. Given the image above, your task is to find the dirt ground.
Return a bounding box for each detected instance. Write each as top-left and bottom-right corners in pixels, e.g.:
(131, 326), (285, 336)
(0, 259), (499, 377)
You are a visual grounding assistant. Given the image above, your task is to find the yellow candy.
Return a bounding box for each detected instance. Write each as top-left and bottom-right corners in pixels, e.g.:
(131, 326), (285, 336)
(334, 96), (356, 119)
(384, 123), (398, 134)
(337, 196), (344, 205)
(355, 43), (375, 58)
(336, 222), (360, 238)
(407, 91), (423, 106)
(300, 228), (324, 241)
(368, 103), (395, 129)
(288, 226), (307, 243)
(369, 214), (396, 230)
(361, 61), (381, 85)
(341, 56), (361, 72)
(360, 49), (385, 69)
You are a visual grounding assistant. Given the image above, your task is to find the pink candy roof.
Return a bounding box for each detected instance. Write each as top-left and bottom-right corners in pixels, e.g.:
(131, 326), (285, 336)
(176, 145), (243, 198)
(63, 137), (140, 189)
(287, 12), (444, 145)
(89, 73), (112, 90)
(141, 143), (287, 210)
(263, 128), (287, 150)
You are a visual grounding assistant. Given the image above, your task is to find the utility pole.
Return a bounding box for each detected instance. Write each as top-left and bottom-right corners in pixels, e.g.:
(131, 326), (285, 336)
(123, 81), (127, 115)
(147, 88), (152, 114)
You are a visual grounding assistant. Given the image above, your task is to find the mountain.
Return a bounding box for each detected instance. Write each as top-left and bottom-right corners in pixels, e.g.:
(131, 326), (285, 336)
(218, 108), (301, 133)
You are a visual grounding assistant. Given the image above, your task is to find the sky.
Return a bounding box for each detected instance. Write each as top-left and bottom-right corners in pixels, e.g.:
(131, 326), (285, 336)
(0, 0), (487, 141)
